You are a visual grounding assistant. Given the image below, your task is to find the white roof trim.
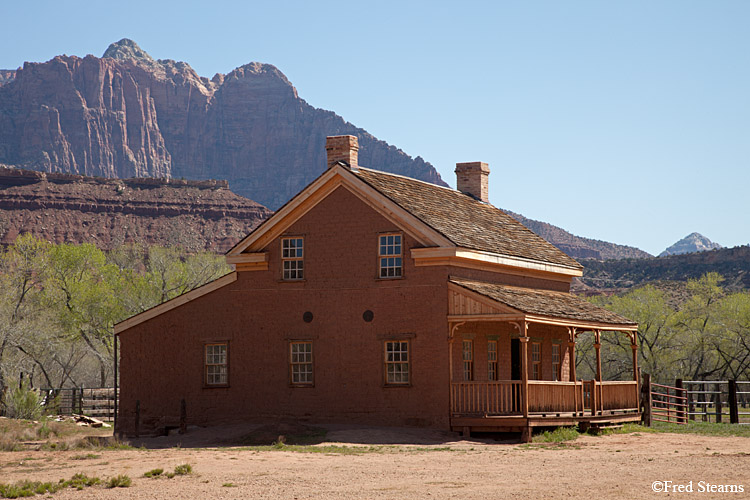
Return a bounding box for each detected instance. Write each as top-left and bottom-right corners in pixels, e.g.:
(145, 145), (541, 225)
(412, 247), (583, 277)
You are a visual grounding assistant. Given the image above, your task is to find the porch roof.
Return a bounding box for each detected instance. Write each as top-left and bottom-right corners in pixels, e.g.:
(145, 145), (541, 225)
(449, 277), (638, 330)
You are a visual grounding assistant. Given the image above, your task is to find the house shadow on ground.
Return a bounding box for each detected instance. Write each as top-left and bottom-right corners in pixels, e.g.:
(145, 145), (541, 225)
(126, 421), (520, 449)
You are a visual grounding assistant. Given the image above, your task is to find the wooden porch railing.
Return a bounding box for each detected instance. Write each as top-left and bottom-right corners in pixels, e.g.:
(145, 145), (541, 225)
(451, 381), (522, 415)
(600, 381), (639, 412)
(451, 380), (639, 417)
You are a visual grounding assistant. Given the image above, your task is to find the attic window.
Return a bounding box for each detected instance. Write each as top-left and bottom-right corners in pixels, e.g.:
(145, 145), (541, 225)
(282, 237), (304, 280)
(378, 233), (402, 278)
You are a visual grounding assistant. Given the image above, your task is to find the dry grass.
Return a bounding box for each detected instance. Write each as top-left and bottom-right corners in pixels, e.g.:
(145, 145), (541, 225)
(0, 416), (120, 452)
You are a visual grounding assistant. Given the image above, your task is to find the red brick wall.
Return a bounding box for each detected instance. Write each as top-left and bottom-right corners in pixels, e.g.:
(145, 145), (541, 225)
(117, 185), (573, 436)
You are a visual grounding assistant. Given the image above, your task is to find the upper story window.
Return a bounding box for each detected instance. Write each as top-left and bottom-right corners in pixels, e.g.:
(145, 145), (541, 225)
(379, 233), (402, 278)
(205, 343), (228, 386)
(282, 237), (304, 280)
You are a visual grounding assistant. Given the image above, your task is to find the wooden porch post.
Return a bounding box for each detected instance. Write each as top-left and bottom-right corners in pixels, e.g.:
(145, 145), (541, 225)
(519, 322), (530, 443)
(519, 326), (530, 418)
(568, 327), (579, 416)
(594, 330), (602, 415)
(630, 334), (639, 383)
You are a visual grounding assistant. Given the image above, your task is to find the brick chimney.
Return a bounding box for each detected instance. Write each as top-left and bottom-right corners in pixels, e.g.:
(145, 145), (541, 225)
(326, 135), (359, 170)
(455, 162), (490, 202)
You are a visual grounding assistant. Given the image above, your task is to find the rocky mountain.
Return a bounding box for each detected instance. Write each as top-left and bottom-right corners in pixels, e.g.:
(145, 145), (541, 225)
(504, 210), (652, 261)
(0, 70), (15, 86)
(0, 39), (446, 210)
(575, 245), (750, 294)
(0, 167), (270, 253)
(659, 232), (722, 257)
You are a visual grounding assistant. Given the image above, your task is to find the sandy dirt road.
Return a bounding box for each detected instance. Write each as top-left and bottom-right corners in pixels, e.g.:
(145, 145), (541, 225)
(1, 425), (748, 499)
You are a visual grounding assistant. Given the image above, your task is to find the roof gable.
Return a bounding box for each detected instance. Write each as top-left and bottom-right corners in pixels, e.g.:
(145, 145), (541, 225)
(228, 164), (582, 275)
(227, 165), (451, 255)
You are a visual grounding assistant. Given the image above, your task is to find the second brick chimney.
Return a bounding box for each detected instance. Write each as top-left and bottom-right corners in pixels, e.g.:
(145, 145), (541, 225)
(455, 162), (490, 202)
(326, 135), (359, 170)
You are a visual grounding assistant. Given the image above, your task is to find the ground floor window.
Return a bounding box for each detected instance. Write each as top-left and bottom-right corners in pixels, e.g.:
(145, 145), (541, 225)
(290, 341), (314, 385)
(552, 343), (561, 381)
(487, 340), (498, 381)
(462, 340), (473, 381)
(531, 342), (541, 380)
(205, 343), (228, 386)
(385, 340), (410, 385)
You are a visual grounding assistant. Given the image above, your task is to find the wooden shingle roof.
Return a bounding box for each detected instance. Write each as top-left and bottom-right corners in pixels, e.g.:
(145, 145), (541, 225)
(351, 167), (582, 270)
(450, 277), (637, 327)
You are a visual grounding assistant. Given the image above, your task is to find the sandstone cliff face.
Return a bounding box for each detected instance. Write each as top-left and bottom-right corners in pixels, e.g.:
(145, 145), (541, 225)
(0, 40), (446, 209)
(0, 167), (271, 252)
(0, 70), (15, 86)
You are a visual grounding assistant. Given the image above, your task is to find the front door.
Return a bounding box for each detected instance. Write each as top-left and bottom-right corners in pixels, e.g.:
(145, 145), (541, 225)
(511, 338), (521, 380)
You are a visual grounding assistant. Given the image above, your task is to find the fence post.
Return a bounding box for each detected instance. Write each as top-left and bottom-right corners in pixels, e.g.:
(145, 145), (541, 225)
(642, 373), (652, 427)
(687, 381), (695, 421)
(728, 380), (739, 425)
(715, 383), (722, 423)
(675, 379), (683, 423)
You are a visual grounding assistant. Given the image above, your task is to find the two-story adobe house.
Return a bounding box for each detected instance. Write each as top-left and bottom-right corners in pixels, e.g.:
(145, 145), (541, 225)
(114, 135), (640, 441)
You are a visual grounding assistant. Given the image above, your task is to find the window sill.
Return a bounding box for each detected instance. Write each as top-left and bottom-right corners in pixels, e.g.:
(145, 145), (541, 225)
(203, 384), (230, 389)
(383, 384), (412, 388)
(289, 384), (315, 388)
(277, 279), (307, 283)
(376, 276), (405, 281)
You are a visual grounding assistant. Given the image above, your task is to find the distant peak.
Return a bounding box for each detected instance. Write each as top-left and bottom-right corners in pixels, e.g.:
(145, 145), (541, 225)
(659, 232), (722, 257)
(102, 39), (155, 63)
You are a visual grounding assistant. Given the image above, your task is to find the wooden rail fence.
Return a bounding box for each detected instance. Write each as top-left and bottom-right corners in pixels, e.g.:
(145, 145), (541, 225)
(642, 375), (749, 426)
(41, 387), (117, 421)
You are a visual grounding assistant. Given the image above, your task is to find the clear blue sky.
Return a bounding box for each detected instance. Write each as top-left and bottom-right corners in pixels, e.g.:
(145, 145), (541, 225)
(1, 0), (748, 255)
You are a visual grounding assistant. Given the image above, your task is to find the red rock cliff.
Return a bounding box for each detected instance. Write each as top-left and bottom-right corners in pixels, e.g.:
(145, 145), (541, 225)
(0, 39), (447, 209)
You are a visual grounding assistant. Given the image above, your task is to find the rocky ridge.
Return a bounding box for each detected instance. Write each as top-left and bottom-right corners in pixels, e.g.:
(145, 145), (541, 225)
(0, 39), (446, 209)
(504, 210), (652, 261)
(659, 232), (722, 257)
(0, 167), (271, 252)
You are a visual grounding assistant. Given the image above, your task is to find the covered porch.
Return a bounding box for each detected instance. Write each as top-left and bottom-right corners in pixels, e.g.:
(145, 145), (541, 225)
(448, 277), (641, 440)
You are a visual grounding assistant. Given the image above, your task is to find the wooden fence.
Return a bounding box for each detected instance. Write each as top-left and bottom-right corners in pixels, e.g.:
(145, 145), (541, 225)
(41, 387), (117, 421)
(642, 375), (750, 426)
(682, 380), (750, 424)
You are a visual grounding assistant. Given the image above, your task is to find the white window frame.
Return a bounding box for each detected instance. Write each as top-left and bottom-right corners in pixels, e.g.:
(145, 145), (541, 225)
(378, 233), (403, 278)
(205, 342), (228, 386)
(384, 340), (410, 385)
(281, 237), (304, 280)
(290, 341), (314, 386)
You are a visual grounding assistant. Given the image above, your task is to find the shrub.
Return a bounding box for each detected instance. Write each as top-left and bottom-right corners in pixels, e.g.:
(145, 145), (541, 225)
(1, 380), (44, 420)
(173, 464), (192, 475)
(144, 468), (163, 478)
(106, 475), (132, 488)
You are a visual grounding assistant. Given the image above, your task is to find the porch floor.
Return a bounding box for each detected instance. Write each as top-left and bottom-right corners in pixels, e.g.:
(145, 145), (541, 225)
(451, 410), (641, 434)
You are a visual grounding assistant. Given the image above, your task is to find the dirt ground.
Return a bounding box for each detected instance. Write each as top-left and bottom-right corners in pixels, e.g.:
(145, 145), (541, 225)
(1, 423), (748, 499)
